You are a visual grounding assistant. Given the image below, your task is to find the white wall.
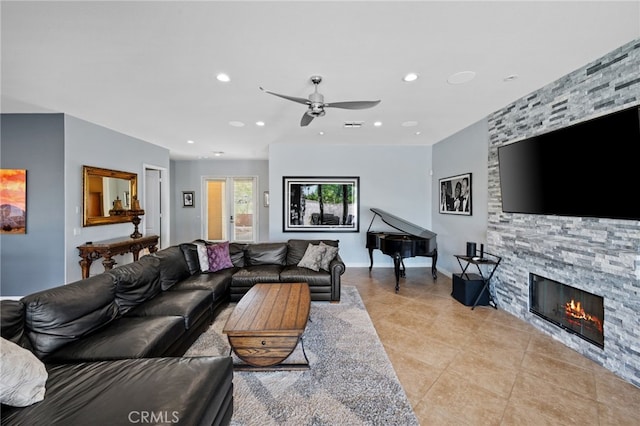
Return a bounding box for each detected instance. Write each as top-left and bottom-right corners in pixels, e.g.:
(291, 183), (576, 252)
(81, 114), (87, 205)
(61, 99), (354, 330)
(269, 143), (433, 268)
(432, 118), (489, 276)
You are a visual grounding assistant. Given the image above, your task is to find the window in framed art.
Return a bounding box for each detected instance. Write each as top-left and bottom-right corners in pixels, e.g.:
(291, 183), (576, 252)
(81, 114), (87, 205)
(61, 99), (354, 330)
(283, 176), (359, 232)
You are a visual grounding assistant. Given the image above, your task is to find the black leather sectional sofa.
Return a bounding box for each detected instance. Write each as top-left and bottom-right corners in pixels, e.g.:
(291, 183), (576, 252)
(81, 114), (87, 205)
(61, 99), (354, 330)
(0, 239), (344, 425)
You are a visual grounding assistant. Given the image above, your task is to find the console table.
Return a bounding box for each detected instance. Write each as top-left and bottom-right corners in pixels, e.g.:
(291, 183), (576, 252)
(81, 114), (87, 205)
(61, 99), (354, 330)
(78, 235), (159, 279)
(453, 252), (501, 310)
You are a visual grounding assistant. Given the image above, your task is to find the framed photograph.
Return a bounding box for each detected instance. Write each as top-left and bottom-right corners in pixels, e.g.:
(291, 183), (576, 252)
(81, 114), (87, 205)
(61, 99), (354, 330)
(182, 191), (195, 208)
(0, 169), (27, 234)
(283, 176), (359, 232)
(439, 173), (472, 215)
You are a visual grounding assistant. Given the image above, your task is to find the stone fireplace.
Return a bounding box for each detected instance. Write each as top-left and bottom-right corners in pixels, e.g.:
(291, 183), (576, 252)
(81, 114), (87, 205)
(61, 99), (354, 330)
(529, 273), (604, 349)
(486, 40), (640, 387)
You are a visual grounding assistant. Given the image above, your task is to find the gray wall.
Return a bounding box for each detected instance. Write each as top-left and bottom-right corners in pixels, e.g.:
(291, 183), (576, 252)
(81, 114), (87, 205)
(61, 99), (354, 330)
(0, 113), (170, 295)
(170, 159), (269, 244)
(432, 118), (489, 276)
(487, 39), (640, 386)
(269, 143), (433, 268)
(1, 114), (65, 296)
(64, 115), (170, 283)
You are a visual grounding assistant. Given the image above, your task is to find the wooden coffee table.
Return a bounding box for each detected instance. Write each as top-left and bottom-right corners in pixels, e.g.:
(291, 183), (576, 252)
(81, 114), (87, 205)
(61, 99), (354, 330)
(222, 282), (311, 370)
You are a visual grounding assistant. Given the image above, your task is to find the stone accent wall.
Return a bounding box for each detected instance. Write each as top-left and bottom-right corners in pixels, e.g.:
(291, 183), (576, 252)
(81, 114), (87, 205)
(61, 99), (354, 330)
(487, 39), (640, 387)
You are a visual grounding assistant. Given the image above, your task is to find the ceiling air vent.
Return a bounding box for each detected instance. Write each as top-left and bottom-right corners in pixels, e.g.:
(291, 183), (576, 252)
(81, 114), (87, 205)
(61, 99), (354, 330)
(343, 121), (364, 128)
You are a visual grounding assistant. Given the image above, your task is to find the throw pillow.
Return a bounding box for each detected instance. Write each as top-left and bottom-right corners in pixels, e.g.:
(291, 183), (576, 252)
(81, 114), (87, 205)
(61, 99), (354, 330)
(194, 242), (209, 272)
(0, 337), (48, 407)
(206, 241), (234, 272)
(297, 243), (326, 272)
(319, 242), (339, 271)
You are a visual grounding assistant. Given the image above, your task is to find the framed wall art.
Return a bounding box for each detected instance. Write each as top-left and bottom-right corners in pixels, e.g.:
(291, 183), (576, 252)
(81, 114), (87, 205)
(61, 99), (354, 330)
(439, 173), (472, 216)
(283, 176), (359, 232)
(0, 169), (27, 234)
(182, 191), (195, 207)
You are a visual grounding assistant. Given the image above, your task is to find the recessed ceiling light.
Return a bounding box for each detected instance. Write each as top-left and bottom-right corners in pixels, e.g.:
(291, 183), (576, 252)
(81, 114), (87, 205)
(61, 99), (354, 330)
(255, 121), (265, 127)
(503, 74), (519, 82)
(216, 73), (230, 82)
(212, 151), (224, 157)
(187, 140), (195, 144)
(229, 121), (245, 127)
(318, 131), (324, 136)
(403, 73), (419, 82)
(415, 131), (421, 135)
(447, 71), (476, 85)
(401, 121), (418, 127)
(373, 121), (382, 127)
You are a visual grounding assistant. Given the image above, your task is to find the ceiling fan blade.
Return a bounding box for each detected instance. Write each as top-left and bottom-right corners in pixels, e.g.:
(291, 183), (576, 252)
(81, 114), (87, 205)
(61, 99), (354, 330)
(325, 100), (381, 110)
(300, 112), (314, 127)
(260, 87), (310, 105)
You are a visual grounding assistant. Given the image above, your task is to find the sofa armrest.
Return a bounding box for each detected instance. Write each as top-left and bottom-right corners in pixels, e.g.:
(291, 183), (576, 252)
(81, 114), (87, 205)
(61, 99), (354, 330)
(329, 254), (345, 302)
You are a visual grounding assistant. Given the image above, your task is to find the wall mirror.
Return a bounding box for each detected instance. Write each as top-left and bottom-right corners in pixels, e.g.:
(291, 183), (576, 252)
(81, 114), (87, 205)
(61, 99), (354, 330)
(83, 165), (138, 226)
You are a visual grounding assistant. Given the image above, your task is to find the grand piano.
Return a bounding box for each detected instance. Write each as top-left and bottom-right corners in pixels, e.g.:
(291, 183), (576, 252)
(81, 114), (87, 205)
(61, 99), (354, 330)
(366, 208), (438, 293)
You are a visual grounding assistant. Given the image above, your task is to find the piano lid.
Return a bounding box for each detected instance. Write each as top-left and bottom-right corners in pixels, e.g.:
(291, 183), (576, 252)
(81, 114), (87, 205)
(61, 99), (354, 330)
(370, 208), (437, 239)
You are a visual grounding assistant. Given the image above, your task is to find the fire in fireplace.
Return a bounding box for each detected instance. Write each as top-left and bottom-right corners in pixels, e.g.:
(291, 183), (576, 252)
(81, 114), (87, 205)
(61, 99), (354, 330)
(529, 273), (604, 348)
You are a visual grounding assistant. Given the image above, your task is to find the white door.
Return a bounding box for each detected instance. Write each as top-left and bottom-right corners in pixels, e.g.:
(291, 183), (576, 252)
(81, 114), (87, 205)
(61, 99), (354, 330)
(204, 177), (257, 242)
(144, 169), (162, 245)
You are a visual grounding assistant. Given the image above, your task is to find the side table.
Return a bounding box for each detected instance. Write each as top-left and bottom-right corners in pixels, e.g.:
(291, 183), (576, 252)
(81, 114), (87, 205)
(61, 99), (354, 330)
(453, 252), (501, 310)
(77, 235), (159, 279)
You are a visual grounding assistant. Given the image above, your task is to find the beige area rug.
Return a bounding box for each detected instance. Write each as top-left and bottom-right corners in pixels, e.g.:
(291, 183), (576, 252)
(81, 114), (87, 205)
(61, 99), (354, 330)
(184, 285), (418, 426)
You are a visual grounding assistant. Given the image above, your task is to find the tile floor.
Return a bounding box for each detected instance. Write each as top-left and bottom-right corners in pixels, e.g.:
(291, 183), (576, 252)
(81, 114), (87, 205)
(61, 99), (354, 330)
(344, 267), (640, 425)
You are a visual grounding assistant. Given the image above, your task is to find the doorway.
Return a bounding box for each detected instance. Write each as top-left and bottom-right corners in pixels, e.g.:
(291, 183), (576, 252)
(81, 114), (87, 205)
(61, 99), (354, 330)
(203, 177), (257, 242)
(143, 165), (169, 248)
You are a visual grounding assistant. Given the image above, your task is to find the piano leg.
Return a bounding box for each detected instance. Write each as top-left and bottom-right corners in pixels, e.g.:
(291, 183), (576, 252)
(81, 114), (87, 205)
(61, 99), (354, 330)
(431, 249), (438, 280)
(368, 248), (375, 271)
(393, 253), (402, 293)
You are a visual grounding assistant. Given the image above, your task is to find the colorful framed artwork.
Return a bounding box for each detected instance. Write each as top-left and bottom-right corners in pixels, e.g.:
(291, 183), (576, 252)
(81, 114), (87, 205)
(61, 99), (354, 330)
(0, 169), (27, 234)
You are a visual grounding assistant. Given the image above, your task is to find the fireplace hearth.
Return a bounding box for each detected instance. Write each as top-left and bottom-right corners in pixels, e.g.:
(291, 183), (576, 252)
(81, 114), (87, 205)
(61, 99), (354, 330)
(529, 273), (604, 349)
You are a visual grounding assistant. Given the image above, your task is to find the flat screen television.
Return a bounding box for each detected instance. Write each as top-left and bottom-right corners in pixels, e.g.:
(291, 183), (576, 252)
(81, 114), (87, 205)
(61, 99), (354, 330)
(498, 105), (640, 221)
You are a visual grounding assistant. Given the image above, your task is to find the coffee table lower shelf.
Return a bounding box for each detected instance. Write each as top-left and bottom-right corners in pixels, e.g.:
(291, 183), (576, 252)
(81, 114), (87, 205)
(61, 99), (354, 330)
(228, 336), (310, 371)
(223, 282), (311, 371)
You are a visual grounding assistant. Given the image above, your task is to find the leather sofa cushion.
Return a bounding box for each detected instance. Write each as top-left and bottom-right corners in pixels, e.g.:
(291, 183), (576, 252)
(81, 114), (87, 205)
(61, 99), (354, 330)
(125, 289), (212, 329)
(109, 255), (162, 315)
(171, 270), (233, 301)
(44, 316), (185, 363)
(22, 274), (119, 359)
(153, 246), (191, 290)
(245, 242), (287, 266)
(0, 356), (234, 426)
(0, 300), (33, 351)
(286, 239), (339, 265)
(229, 243), (247, 267)
(179, 243), (201, 275)
(231, 265), (283, 287)
(279, 265), (333, 286)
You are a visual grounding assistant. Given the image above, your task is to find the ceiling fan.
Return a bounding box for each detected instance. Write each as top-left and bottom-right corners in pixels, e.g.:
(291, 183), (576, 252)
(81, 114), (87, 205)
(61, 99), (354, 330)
(260, 75), (381, 127)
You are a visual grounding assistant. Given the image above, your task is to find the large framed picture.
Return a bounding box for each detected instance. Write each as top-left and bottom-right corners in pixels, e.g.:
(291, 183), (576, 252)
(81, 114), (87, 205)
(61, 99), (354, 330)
(439, 173), (472, 215)
(283, 176), (359, 232)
